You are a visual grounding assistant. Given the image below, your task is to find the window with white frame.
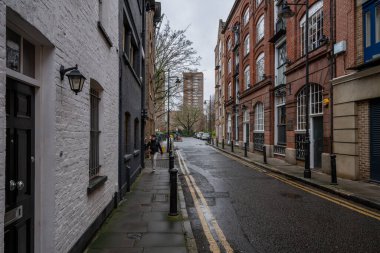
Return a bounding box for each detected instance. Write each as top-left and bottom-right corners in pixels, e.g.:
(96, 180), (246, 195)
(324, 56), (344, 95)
(256, 53), (265, 82)
(296, 83), (323, 130)
(256, 15), (265, 42)
(228, 58), (232, 73)
(244, 66), (250, 90)
(228, 82), (232, 98)
(310, 83), (323, 115)
(227, 38), (232, 51)
(254, 103), (264, 131)
(244, 35), (250, 56)
(300, 1), (323, 56)
(243, 110), (250, 143)
(243, 8), (250, 26)
(256, 0), (263, 7)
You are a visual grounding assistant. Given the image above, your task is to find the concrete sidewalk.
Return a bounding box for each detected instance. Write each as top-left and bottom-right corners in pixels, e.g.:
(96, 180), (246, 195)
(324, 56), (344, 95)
(85, 156), (197, 253)
(212, 143), (380, 211)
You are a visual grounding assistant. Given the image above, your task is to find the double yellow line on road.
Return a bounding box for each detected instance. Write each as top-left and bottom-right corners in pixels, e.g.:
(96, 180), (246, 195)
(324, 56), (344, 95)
(219, 150), (380, 222)
(177, 151), (233, 253)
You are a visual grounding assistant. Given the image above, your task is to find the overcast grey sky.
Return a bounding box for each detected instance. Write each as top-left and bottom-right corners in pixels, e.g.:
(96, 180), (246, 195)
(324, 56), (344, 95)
(160, 0), (234, 99)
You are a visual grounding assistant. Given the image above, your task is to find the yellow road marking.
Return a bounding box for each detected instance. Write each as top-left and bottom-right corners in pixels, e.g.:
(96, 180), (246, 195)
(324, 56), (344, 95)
(177, 152), (221, 253)
(216, 149), (380, 221)
(178, 151), (234, 253)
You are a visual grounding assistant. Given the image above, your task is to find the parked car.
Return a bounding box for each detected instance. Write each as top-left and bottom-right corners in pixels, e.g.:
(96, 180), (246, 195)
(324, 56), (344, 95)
(196, 132), (203, 139)
(201, 133), (210, 140)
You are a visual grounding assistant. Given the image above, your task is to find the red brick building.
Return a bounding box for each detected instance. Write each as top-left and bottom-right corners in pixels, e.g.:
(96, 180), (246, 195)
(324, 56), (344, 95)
(222, 0), (274, 153)
(218, 0), (335, 172)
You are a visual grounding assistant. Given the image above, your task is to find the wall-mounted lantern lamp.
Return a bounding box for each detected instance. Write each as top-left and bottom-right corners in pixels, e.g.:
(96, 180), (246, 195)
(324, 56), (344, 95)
(60, 64), (86, 95)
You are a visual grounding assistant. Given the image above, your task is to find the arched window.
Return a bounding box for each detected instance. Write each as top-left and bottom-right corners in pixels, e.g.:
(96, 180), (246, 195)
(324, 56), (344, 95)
(300, 0), (323, 55)
(228, 58), (232, 73)
(256, 15), (265, 42)
(244, 35), (250, 56)
(243, 8), (250, 26)
(256, 53), (265, 82)
(227, 37), (232, 52)
(255, 102), (264, 131)
(244, 66), (250, 90)
(297, 84), (323, 130)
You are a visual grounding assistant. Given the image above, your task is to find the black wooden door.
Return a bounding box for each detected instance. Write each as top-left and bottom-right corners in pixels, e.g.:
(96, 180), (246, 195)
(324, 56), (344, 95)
(313, 117), (323, 168)
(370, 98), (380, 182)
(5, 78), (35, 253)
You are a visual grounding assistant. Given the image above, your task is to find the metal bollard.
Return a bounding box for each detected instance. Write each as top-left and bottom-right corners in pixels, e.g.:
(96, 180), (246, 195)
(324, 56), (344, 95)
(216, 139), (219, 147)
(222, 139), (225, 149)
(168, 150), (174, 172)
(263, 146), (267, 164)
(169, 166), (178, 216)
(244, 142), (248, 157)
(231, 141), (234, 152)
(330, 154), (338, 184)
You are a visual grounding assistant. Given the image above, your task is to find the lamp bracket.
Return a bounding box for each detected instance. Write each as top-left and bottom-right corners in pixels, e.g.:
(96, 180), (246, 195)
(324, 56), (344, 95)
(60, 64), (78, 81)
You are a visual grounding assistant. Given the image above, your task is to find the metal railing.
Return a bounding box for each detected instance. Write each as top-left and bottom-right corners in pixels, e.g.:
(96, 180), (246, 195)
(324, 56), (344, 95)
(295, 133), (306, 160)
(254, 133), (264, 151)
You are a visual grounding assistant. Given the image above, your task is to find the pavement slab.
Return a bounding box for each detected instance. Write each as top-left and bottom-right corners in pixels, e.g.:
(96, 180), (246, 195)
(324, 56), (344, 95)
(85, 157), (195, 253)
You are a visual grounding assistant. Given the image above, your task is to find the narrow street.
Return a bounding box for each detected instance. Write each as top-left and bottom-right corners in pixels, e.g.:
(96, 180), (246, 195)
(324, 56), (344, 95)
(176, 138), (380, 253)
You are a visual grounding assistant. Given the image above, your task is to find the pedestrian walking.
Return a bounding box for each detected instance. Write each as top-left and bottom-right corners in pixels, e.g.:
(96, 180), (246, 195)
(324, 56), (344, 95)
(146, 134), (163, 172)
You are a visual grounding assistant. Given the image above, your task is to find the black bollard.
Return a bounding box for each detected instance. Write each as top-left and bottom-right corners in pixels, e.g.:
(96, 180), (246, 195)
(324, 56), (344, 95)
(244, 142), (248, 157)
(216, 139), (219, 147)
(231, 141), (234, 152)
(263, 145), (267, 164)
(222, 139), (225, 149)
(330, 154), (337, 184)
(169, 166), (179, 216)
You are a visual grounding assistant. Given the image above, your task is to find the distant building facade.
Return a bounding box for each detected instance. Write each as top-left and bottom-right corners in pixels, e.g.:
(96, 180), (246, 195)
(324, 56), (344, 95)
(183, 72), (204, 110)
(215, 20), (226, 143)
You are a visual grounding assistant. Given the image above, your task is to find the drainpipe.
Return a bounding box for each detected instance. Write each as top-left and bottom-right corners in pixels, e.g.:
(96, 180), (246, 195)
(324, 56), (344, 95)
(330, 0), (337, 184)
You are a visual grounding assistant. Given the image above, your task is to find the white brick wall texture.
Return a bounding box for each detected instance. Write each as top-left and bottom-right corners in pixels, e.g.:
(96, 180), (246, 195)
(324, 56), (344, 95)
(1, 0), (120, 252)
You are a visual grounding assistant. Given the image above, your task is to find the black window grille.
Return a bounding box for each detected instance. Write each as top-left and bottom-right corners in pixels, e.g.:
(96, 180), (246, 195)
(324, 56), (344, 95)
(90, 88), (101, 178)
(295, 133), (306, 160)
(254, 133), (264, 151)
(274, 145), (286, 155)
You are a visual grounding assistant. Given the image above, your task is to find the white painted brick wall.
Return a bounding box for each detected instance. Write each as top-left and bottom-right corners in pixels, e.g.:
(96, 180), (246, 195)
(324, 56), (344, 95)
(0, 1), (6, 253)
(1, 0), (119, 252)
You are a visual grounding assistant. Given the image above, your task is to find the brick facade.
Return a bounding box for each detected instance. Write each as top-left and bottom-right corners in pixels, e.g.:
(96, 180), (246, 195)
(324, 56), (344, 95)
(222, 0), (274, 151)
(358, 101), (370, 180)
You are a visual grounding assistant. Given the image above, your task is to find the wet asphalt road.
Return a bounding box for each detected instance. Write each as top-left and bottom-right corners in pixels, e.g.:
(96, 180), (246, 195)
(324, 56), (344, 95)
(176, 138), (380, 253)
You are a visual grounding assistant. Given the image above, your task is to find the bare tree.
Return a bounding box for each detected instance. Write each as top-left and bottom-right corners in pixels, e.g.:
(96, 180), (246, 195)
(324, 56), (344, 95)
(173, 105), (203, 135)
(154, 20), (201, 120)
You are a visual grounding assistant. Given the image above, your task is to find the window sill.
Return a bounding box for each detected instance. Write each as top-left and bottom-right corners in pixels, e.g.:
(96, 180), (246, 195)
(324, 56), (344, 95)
(87, 175), (108, 194)
(122, 52), (142, 86)
(124, 153), (133, 162)
(97, 21), (113, 47)
(133, 150), (140, 157)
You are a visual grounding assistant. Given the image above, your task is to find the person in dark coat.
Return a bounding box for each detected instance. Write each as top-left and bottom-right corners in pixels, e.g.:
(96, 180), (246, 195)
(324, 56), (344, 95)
(146, 134), (163, 172)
